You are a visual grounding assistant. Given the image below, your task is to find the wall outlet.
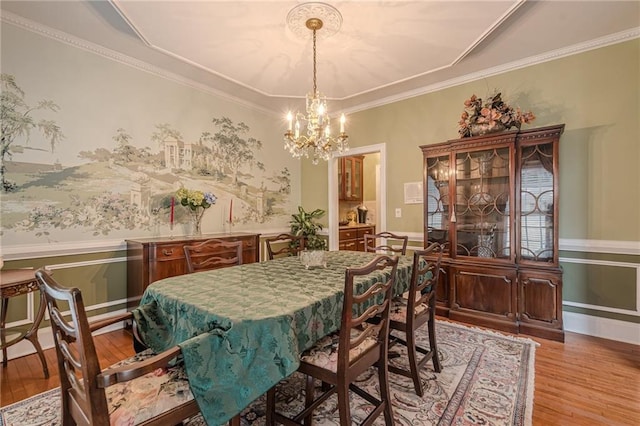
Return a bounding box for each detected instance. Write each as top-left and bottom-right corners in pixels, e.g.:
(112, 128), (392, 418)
(395, 208), (402, 218)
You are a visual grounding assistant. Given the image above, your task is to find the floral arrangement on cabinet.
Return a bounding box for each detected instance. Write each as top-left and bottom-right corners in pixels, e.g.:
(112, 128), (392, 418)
(175, 188), (217, 235)
(458, 92), (535, 138)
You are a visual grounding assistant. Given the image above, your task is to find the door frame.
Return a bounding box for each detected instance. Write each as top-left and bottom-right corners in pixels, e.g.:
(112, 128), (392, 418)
(328, 143), (387, 250)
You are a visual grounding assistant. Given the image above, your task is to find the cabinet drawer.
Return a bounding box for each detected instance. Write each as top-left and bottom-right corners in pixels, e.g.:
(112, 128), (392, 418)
(151, 244), (186, 261)
(341, 240), (358, 251)
(357, 226), (375, 238)
(339, 229), (357, 240)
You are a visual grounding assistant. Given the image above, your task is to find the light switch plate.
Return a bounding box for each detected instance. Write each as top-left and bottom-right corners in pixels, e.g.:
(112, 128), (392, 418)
(395, 208), (402, 218)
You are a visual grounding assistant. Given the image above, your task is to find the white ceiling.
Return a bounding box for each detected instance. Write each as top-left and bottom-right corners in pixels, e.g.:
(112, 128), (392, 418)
(2, 1), (639, 113)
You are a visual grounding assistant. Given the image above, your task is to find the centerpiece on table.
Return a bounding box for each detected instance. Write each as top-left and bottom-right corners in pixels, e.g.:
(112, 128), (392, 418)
(175, 187), (217, 236)
(458, 92), (535, 138)
(290, 206), (328, 269)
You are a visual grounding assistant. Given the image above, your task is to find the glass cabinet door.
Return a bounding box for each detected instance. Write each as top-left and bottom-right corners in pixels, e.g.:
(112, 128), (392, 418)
(426, 154), (451, 253)
(520, 142), (555, 262)
(353, 157), (362, 200)
(338, 159), (344, 200)
(453, 147), (511, 259)
(344, 157), (353, 198)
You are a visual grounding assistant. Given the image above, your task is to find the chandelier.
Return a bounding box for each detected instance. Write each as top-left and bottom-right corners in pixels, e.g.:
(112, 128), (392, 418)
(284, 11), (348, 165)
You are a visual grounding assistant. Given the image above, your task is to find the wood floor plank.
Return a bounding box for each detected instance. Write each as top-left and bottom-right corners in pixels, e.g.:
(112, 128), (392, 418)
(1, 324), (639, 426)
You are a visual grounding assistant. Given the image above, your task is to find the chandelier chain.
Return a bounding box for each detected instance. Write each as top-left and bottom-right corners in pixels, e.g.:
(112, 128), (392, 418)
(312, 28), (317, 94)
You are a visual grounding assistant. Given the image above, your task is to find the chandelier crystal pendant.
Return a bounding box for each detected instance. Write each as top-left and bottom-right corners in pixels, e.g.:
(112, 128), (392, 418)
(284, 17), (348, 165)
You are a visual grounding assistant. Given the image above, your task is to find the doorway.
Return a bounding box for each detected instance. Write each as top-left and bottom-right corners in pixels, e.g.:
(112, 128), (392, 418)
(328, 143), (387, 250)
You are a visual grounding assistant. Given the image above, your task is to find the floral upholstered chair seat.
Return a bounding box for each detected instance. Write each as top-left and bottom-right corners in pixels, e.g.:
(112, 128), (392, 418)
(389, 292), (430, 323)
(300, 328), (378, 373)
(106, 349), (196, 425)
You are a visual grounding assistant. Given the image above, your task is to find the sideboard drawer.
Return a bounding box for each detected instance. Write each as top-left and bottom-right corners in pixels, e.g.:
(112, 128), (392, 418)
(151, 243), (186, 261)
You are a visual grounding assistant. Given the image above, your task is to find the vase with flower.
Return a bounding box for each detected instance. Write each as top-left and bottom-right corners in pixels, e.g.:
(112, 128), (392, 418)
(175, 188), (217, 236)
(458, 92), (535, 138)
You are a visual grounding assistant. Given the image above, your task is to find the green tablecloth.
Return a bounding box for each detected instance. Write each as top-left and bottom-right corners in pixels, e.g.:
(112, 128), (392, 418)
(133, 250), (413, 425)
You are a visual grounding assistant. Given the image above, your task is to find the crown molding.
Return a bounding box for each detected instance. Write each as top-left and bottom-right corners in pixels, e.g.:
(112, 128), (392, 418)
(1, 11), (279, 117)
(343, 27), (640, 114)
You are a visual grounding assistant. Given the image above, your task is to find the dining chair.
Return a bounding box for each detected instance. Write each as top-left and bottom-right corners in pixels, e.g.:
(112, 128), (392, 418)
(184, 238), (243, 273)
(364, 231), (409, 255)
(266, 254), (399, 426)
(34, 268), (201, 426)
(387, 242), (443, 396)
(265, 233), (305, 260)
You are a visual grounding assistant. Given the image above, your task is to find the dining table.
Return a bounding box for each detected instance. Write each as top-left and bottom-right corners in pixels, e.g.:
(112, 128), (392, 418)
(132, 250), (414, 425)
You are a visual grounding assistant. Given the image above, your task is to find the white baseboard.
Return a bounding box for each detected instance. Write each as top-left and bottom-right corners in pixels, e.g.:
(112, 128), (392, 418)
(563, 312), (640, 345)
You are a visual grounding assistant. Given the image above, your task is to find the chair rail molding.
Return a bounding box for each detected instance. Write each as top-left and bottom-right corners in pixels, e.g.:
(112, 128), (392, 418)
(559, 238), (640, 255)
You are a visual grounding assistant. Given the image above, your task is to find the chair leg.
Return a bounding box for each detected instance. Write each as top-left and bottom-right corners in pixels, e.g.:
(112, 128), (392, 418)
(405, 328), (424, 397)
(228, 414), (241, 426)
(266, 387), (276, 426)
(428, 318), (442, 373)
(336, 378), (351, 426)
(304, 375), (315, 426)
(378, 358), (395, 426)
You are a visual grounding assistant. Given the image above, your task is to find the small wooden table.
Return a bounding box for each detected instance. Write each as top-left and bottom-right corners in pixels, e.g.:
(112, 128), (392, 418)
(0, 268), (49, 378)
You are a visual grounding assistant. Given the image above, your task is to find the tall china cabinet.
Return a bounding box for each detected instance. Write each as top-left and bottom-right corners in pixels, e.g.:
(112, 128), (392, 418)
(421, 124), (565, 342)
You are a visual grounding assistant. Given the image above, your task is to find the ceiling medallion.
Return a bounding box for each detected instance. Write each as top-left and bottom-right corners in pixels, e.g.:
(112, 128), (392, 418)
(286, 2), (343, 40)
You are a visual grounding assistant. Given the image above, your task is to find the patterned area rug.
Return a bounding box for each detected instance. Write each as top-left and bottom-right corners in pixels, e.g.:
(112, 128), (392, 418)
(0, 321), (536, 426)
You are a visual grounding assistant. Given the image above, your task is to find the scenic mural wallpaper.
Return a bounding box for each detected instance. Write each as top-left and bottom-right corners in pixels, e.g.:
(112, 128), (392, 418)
(0, 69), (296, 248)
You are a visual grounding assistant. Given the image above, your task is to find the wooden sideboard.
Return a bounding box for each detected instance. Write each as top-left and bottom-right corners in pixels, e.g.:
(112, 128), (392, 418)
(126, 233), (260, 309)
(338, 224), (375, 251)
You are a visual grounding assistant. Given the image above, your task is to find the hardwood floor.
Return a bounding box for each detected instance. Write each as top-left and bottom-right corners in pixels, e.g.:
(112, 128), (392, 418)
(1, 325), (639, 425)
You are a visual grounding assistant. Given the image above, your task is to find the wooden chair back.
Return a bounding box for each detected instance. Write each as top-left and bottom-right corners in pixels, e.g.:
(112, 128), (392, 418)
(36, 269), (109, 426)
(340, 254), (399, 376)
(364, 231), (409, 255)
(184, 238), (243, 273)
(35, 268), (201, 426)
(265, 233), (305, 260)
(387, 242), (443, 396)
(407, 243), (442, 324)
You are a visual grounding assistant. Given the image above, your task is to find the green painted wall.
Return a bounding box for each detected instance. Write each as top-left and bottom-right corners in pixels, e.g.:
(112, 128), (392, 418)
(303, 39), (640, 242)
(301, 39), (640, 325)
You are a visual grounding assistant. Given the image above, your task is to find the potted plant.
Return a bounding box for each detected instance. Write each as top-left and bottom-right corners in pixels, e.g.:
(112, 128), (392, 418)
(290, 206), (327, 268)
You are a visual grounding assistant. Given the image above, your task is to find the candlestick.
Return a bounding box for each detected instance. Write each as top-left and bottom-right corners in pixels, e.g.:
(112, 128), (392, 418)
(287, 112), (293, 131)
(229, 198), (233, 225)
(340, 114), (346, 133)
